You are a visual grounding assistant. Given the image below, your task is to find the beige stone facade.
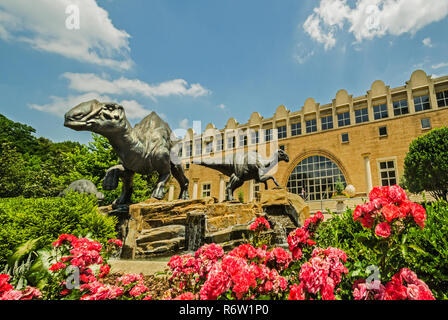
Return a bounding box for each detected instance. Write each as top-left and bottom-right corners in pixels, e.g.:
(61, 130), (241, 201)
(167, 70), (448, 205)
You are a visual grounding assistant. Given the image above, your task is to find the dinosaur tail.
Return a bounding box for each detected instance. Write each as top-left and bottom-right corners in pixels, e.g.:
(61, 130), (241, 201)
(196, 159), (234, 177)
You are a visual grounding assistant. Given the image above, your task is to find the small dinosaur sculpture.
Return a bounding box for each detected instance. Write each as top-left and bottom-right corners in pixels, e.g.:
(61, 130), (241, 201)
(198, 149), (289, 201)
(58, 179), (104, 203)
(64, 100), (189, 205)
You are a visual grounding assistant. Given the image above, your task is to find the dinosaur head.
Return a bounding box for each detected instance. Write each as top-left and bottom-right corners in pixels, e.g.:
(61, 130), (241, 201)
(64, 99), (129, 134)
(277, 149), (290, 163)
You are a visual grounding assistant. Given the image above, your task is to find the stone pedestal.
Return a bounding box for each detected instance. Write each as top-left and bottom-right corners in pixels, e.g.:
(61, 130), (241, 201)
(185, 212), (206, 251)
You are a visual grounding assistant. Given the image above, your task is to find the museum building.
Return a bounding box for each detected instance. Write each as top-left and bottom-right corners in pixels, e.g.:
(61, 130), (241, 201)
(166, 70), (448, 204)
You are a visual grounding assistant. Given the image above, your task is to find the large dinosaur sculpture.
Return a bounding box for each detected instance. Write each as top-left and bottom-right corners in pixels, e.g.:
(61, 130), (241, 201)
(64, 99), (189, 205)
(198, 149), (289, 201)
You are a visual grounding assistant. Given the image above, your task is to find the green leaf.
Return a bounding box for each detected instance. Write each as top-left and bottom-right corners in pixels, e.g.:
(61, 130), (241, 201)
(7, 237), (43, 267)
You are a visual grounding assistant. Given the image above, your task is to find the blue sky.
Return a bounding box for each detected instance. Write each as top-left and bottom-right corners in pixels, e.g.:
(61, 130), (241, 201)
(1, 0), (448, 144)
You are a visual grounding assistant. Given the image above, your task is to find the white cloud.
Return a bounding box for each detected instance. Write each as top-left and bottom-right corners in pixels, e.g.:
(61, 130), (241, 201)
(179, 118), (189, 129)
(432, 62), (448, 69)
(217, 104), (226, 110)
(293, 42), (315, 63)
(423, 37), (433, 47)
(62, 72), (211, 100)
(303, 0), (448, 49)
(28, 93), (152, 120)
(0, 0), (132, 70)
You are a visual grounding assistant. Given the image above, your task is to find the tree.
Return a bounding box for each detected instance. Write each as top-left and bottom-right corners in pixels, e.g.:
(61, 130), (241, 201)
(403, 127), (448, 200)
(0, 143), (28, 197)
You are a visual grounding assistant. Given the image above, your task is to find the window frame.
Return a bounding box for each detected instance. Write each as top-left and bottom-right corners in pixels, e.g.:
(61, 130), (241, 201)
(291, 122), (302, 136)
(337, 111), (351, 127)
(377, 157), (398, 187)
(414, 95), (431, 112)
(277, 125), (287, 139)
(421, 118), (431, 130)
(373, 103), (389, 120)
(355, 108), (369, 124)
(436, 90), (448, 107)
(201, 183), (212, 198)
(379, 126), (388, 137)
(321, 115), (334, 131)
(392, 99), (409, 116)
(306, 119), (317, 133)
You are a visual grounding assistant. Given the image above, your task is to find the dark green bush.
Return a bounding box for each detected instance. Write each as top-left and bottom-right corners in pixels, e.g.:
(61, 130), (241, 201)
(315, 201), (448, 300)
(0, 191), (117, 267)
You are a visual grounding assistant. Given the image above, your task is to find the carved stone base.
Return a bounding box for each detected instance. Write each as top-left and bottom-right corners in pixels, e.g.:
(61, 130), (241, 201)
(98, 190), (310, 259)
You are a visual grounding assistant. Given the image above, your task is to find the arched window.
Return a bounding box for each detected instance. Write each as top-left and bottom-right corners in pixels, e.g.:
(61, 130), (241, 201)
(287, 155), (346, 201)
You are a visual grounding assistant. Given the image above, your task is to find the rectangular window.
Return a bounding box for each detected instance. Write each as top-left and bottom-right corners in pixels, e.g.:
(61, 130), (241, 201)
(239, 134), (247, 147)
(250, 130), (259, 144)
(195, 139), (202, 155)
(201, 184), (211, 198)
(226, 136), (235, 149)
(205, 141), (213, 154)
(321, 115), (333, 131)
(436, 90), (448, 107)
(341, 133), (349, 143)
(355, 108), (369, 124)
(277, 125), (287, 139)
(379, 126), (388, 137)
(373, 104), (388, 120)
(414, 95), (431, 112)
(337, 112), (351, 127)
(185, 141), (192, 157)
(265, 128), (273, 142)
(379, 160), (397, 186)
(215, 136), (223, 151)
(291, 122), (302, 136)
(393, 99), (409, 116)
(306, 119), (317, 133)
(421, 118), (431, 129)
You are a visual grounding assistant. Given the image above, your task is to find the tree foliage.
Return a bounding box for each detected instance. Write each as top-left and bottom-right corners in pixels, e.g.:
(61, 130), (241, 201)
(404, 127), (448, 200)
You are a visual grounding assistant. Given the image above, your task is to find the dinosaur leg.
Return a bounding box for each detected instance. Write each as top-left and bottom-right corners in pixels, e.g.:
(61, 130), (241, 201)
(230, 176), (244, 202)
(151, 172), (171, 200)
(170, 162), (190, 200)
(225, 174), (237, 201)
(103, 164), (124, 190)
(152, 151), (172, 200)
(115, 169), (135, 205)
(259, 175), (279, 189)
(103, 164), (135, 205)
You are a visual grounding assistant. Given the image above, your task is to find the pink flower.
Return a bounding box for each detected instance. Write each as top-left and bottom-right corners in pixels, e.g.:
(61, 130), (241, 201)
(375, 222), (391, 238)
(174, 292), (196, 300)
(381, 204), (400, 222)
(129, 284), (149, 297)
(249, 217), (271, 231)
(107, 239), (123, 247)
(49, 262), (67, 272)
(0, 275), (13, 293)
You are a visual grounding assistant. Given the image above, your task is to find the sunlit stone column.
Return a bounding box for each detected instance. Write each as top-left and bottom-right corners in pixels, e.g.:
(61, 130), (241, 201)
(192, 179), (199, 200)
(219, 175), (225, 202)
(248, 179), (254, 202)
(362, 153), (373, 194)
(168, 185), (174, 201)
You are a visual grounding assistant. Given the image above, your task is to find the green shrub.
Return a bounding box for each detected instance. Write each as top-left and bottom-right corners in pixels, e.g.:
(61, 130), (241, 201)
(404, 127), (448, 200)
(315, 201), (448, 299)
(0, 191), (117, 267)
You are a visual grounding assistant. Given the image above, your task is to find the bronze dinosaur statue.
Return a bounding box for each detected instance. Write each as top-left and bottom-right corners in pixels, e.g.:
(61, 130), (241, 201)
(64, 100), (189, 205)
(198, 149), (289, 201)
